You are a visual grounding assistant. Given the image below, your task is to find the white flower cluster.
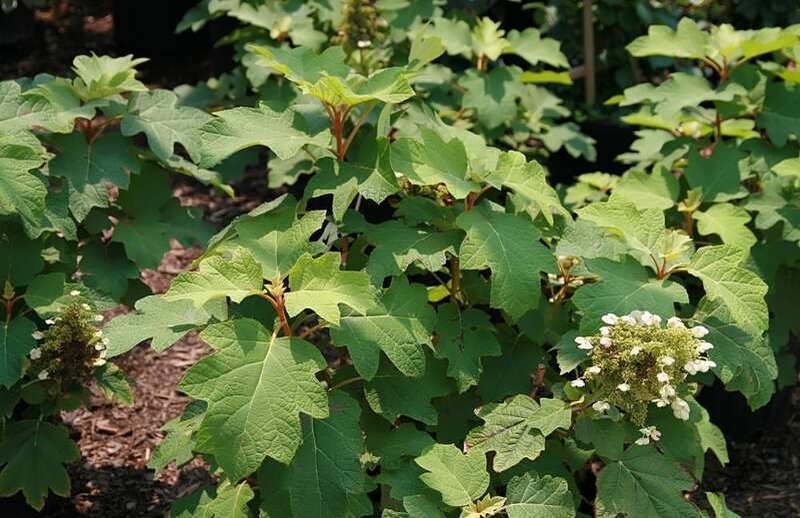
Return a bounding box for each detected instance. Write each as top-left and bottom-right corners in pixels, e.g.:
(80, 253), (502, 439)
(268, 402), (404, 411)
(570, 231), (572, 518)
(572, 311), (717, 436)
(27, 300), (109, 377)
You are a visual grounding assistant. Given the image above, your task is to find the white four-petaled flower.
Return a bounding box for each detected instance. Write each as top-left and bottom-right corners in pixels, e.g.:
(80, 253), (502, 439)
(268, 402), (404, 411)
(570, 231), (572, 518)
(617, 382), (630, 392)
(690, 325), (709, 338)
(575, 336), (593, 350)
(31, 331), (44, 340)
(601, 313), (619, 325)
(38, 370), (49, 380)
(587, 366), (602, 374)
(592, 401), (610, 412)
(571, 379), (585, 388)
(70, 290), (81, 296)
(29, 347), (42, 360)
(656, 371), (670, 383)
(660, 356), (675, 366)
(671, 398), (690, 420)
(667, 316), (685, 328)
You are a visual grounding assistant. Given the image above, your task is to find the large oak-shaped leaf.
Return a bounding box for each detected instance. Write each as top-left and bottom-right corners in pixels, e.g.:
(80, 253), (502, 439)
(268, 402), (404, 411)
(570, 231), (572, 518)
(284, 253), (377, 325)
(180, 319), (329, 480)
(456, 205), (553, 321)
(332, 278), (435, 380)
(0, 421), (79, 510)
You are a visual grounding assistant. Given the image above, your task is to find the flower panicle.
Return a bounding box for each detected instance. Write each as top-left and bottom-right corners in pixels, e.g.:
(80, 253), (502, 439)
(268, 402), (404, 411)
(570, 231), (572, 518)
(571, 310), (716, 438)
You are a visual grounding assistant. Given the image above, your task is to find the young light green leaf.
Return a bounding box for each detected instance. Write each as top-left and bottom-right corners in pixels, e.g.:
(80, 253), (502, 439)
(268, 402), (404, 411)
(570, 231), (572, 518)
(614, 167), (679, 211)
(71, 53), (149, 100)
(706, 492), (741, 518)
(415, 443), (489, 507)
(504, 472), (576, 518)
(471, 17), (510, 61)
(694, 203), (757, 250)
(434, 304), (501, 392)
(103, 295), (226, 357)
(576, 194), (665, 262)
(284, 253), (377, 325)
(121, 89), (212, 162)
(180, 319), (329, 479)
(391, 127), (479, 199)
(595, 446), (696, 518)
(456, 205), (553, 321)
(465, 396), (571, 472)
(482, 151), (567, 224)
(626, 18), (708, 59)
(165, 247), (264, 307)
(331, 278), (435, 380)
(507, 28), (569, 68)
(197, 102), (330, 167)
(0, 421), (80, 510)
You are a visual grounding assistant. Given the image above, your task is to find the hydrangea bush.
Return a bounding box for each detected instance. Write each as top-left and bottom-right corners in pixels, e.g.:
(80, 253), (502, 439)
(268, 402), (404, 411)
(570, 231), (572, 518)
(0, 6), (797, 518)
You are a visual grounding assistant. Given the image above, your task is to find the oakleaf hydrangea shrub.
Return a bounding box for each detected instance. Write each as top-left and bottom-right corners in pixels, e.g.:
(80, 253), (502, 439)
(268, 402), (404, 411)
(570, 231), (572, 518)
(0, 5), (797, 517)
(93, 14), (799, 518)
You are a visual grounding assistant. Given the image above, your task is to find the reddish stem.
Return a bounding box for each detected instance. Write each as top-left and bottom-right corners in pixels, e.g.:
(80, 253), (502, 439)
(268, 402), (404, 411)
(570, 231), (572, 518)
(261, 293), (293, 337)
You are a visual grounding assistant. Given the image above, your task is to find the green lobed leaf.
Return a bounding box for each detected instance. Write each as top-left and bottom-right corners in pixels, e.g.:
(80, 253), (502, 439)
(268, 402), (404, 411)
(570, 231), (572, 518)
(284, 252), (377, 326)
(694, 203), (757, 250)
(364, 355), (454, 425)
(414, 443), (489, 508)
(482, 151), (567, 224)
(391, 127), (480, 199)
(0, 130), (48, 235)
(165, 247), (264, 308)
(465, 396), (571, 472)
(457, 205), (554, 321)
(0, 420), (80, 510)
(258, 391), (365, 518)
(595, 446), (696, 518)
(197, 102), (330, 167)
(688, 245), (769, 332)
(104, 295), (226, 357)
(504, 472), (576, 518)
(0, 317), (36, 388)
(573, 256), (689, 332)
(626, 18), (708, 59)
(180, 318), (329, 480)
(331, 277), (435, 380)
(434, 303), (501, 392)
(121, 89), (212, 162)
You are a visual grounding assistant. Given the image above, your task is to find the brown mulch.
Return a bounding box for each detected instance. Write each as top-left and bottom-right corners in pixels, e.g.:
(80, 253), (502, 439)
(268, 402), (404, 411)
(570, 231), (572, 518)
(694, 389), (800, 517)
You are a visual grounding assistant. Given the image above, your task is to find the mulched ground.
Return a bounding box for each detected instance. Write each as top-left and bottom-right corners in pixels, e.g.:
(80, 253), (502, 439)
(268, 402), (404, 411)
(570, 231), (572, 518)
(2, 2), (799, 516)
